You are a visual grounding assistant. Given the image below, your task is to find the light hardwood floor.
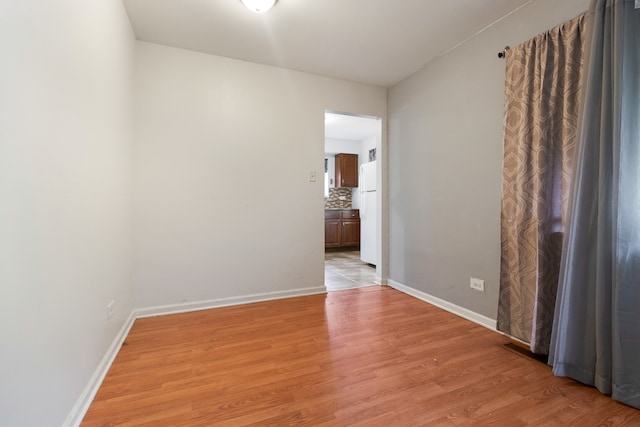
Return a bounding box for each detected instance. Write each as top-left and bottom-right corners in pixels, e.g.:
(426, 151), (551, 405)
(82, 287), (640, 426)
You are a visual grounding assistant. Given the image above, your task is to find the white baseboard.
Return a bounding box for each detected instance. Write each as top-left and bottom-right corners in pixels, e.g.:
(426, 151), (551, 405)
(387, 279), (497, 331)
(65, 283), (496, 426)
(134, 286), (327, 318)
(65, 286), (327, 425)
(64, 312), (136, 427)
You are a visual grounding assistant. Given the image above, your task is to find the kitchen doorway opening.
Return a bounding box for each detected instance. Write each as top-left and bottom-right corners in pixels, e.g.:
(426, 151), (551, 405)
(323, 110), (382, 291)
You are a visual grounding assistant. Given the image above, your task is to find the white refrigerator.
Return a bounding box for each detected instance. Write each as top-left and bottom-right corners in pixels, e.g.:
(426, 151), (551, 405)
(359, 161), (377, 265)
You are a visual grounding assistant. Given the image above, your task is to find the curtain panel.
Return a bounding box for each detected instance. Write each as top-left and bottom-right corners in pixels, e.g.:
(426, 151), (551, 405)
(549, 0), (640, 409)
(497, 15), (586, 354)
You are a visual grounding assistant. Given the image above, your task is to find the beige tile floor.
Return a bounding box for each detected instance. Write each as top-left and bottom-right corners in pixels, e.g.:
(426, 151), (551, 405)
(324, 250), (378, 291)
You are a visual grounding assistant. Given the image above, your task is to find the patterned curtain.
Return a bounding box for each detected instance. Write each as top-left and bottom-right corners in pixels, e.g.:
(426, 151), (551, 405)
(497, 15), (586, 355)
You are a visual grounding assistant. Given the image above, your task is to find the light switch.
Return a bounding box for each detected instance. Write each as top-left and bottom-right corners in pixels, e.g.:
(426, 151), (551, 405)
(308, 170), (317, 182)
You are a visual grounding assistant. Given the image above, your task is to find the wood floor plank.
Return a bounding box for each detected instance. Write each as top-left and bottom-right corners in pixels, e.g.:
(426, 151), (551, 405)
(81, 286), (640, 426)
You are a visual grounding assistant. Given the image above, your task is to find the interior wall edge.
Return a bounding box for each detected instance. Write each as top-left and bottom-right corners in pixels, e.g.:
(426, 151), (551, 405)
(63, 313), (137, 427)
(66, 285), (325, 424)
(134, 286), (327, 319)
(387, 279), (497, 331)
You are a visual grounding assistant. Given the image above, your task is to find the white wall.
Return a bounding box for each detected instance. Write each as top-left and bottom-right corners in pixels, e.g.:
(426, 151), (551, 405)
(387, 0), (590, 318)
(326, 154), (336, 190)
(0, 1), (135, 426)
(325, 138), (363, 157)
(134, 42), (387, 308)
(354, 135), (378, 210)
(360, 135), (377, 166)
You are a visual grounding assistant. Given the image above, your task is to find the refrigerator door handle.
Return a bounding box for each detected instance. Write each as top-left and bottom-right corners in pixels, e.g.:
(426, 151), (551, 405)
(359, 164), (365, 219)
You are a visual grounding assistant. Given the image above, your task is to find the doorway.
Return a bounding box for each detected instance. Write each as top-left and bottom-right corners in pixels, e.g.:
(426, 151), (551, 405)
(323, 111), (382, 291)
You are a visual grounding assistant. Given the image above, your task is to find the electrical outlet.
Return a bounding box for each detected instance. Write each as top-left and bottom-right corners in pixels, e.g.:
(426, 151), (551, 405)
(107, 301), (115, 320)
(470, 278), (485, 292)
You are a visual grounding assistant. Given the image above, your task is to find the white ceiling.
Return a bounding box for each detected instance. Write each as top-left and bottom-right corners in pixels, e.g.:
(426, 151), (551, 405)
(325, 113), (380, 142)
(122, 0), (532, 88)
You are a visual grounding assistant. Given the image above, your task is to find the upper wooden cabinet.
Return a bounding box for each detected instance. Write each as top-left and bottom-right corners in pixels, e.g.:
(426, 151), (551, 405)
(335, 153), (358, 188)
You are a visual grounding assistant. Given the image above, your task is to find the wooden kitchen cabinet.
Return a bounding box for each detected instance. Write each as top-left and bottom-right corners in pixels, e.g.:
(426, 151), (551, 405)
(325, 209), (360, 248)
(335, 153), (358, 188)
(324, 211), (341, 248)
(341, 220), (360, 247)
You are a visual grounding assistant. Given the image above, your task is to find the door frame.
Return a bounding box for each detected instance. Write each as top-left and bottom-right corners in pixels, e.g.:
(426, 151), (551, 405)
(323, 109), (387, 286)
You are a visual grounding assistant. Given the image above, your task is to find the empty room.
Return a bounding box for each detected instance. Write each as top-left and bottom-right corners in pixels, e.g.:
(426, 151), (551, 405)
(1, 0), (639, 426)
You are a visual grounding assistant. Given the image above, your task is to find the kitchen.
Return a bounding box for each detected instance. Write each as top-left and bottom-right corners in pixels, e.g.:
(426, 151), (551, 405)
(324, 112), (381, 291)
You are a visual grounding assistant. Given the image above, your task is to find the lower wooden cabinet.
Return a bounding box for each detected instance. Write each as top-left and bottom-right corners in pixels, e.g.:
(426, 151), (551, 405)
(324, 219), (341, 248)
(325, 210), (360, 248)
(341, 220), (360, 247)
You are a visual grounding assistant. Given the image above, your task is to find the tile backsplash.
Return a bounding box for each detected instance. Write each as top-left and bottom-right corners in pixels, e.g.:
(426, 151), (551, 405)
(325, 187), (353, 209)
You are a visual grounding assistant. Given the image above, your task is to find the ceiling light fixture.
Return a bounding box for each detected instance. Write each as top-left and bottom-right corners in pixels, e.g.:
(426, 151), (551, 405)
(240, 0), (278, 13)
